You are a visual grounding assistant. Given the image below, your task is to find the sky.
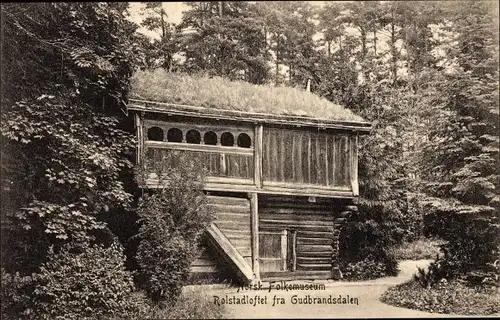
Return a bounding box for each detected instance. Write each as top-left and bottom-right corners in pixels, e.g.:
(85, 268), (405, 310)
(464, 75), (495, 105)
(128, 2), (187, 38)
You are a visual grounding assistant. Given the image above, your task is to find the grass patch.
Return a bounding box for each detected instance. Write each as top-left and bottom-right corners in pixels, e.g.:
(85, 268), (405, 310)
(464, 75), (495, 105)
(130, 69), (367, 123)
(114, 289), (227, 319)
(159, 289), (227, 319)
(393, 238), (444, 260)
(381, 279), (500, 315)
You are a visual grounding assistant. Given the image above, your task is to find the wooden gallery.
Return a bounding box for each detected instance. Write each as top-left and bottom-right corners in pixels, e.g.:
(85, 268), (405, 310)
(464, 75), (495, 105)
(128, 71), (371, 283)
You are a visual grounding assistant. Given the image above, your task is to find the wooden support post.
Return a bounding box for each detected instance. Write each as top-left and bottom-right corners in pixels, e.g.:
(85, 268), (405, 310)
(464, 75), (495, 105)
(250, 192), (260, 279)
(350, 133), (359, 197)
(254, 124), (263, 188)
(281, 229), (287, 271)
(291, 230), (297, 272)
(135, 112), (144, 167)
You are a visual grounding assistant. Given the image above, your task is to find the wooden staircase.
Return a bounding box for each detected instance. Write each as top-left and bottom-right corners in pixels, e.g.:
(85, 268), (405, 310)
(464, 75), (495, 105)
(204, 195), (255, 284)
(205, 223), (254, 283)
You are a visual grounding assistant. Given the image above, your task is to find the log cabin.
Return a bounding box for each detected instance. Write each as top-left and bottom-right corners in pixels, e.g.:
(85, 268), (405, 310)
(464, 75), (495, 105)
(128, 70), (371, 283)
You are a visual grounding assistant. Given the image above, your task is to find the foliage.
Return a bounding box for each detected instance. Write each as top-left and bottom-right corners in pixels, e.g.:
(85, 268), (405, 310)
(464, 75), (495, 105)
(393, 238), (443, 260)
(415, 0), (500, 285)
(1, 241), (140, 320)
(341, 259), (397, 281)
(340, 209), (399, 280)
(1, 269), (37, 319)
(382, 278), (500, 315)
(256, 1), (318, 87)
(177, 2), (270, 84)
(423, 209), (500, 286)
(155, 289), (227, 319)
(0, 3), (142, 319)
(135, 152), (214, 304)
(1, 1), (139, 263)
(140, 3), (178, 71)
(106, 290), (227, 320)
(2, 95), (134, 245)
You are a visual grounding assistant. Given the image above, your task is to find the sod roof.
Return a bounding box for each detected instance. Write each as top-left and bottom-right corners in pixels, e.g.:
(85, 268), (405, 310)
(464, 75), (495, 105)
(129, 69), (370, 130)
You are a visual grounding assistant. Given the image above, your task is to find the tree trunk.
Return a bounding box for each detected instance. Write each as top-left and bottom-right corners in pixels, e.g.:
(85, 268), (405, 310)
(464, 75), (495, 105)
(390, 10), (397, 86)
(275, 37), (280, 86)
(160, 10), (168, 71)
(361, 28), (367, 60)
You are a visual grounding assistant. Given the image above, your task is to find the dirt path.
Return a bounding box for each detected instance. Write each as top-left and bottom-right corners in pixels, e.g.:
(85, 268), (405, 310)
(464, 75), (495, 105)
(185, 260), (457, 318)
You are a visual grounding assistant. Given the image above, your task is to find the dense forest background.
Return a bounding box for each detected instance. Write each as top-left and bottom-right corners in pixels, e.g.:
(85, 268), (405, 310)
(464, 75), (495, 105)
(1, 1), (498, 319)
(132, 0), (499, 275)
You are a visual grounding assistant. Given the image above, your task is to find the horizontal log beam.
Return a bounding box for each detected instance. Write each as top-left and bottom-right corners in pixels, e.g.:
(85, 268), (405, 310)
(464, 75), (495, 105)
(297, 251), (332, 258)
(145, 179), (357, 199)
(145, 140), (254, 155)
(129, 100), (372, 132)
(261, 270), (332, 281)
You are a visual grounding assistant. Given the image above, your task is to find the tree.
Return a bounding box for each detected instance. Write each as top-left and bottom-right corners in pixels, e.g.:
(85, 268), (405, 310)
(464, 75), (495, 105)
(177, 1), (270, 84)
(135, 153), (214, 304)
(140, 2), (178, 71)
(1, 3), (142, 317)
(417, 0), (499, 283)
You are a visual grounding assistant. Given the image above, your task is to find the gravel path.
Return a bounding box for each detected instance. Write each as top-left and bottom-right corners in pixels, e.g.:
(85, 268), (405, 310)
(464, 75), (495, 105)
(184, 260), (459, 318)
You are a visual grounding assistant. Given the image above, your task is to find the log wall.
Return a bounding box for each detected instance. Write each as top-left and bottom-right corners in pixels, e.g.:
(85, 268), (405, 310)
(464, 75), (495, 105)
(258, 196), (346, 279)
(263, 127), (351, 188)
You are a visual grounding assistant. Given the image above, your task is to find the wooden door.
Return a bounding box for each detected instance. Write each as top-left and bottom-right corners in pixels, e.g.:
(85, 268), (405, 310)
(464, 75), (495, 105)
(259, 230), (297, 272)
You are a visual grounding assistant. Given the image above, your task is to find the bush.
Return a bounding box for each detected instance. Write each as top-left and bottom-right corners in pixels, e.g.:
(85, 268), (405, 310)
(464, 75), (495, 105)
(1, 269), (38, 319)
(341, 259), (395, 281)
(159, 289), (227, 319)
(423, 206), (500, 286)
(340, 206), (399, 280)
(1, 241), (139, 320)
(106, 290), (227, 320)
(135, 152), (214, 304)
(382, 278), (500, 315)
(393, 237), (443, 260)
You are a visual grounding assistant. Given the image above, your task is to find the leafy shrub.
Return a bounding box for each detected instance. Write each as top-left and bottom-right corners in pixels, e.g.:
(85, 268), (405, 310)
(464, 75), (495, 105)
(135, 152), (214, 304)
(382, 278), (500, 315)
(1, 241), (139, 320)
(393, 237), (443, 260)
(1, 269), (38, 319)
(35, 242), (138, 319)
(341, 259), (395, 281)
(158, 289), (227, 319)
(106, 290), (227, 320)
(340, 205), (399, 280)
(423, 206), (500, 286)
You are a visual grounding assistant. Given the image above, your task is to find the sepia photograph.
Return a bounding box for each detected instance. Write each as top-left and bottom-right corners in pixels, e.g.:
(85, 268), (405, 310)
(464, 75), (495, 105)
(1, 1), (499, 319)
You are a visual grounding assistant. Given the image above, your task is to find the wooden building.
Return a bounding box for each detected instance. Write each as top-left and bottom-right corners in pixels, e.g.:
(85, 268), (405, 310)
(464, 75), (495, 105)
(128, 70), (371, 283)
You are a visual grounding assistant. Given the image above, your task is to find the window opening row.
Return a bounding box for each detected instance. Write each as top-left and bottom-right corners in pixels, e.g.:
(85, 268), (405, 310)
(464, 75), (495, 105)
(147, 127), (252, 148)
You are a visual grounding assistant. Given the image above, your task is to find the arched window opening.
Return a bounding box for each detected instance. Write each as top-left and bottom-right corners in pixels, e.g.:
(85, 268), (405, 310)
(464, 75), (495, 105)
(237, 133), (252, 148)
(186, 129), (201, 144)
(147, 126), (164, 141)
(167, 128), (183, 142)
(204, 131), (217, 145)
(221, 132), (235, 147)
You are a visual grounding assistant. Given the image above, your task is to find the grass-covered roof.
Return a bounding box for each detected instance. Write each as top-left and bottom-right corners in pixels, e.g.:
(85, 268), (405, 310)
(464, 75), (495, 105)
(129, 69), (369, 127)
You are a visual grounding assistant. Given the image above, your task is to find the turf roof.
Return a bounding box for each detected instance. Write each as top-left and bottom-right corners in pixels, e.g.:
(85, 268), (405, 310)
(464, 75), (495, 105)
(129, 69), (368, 124)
